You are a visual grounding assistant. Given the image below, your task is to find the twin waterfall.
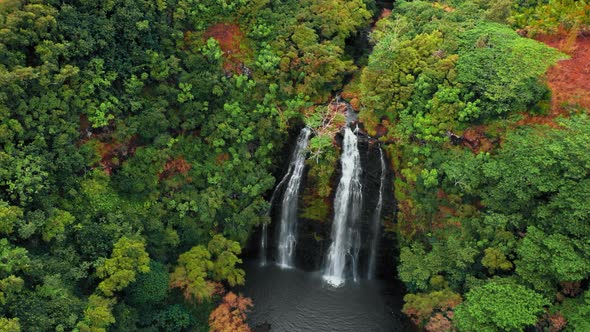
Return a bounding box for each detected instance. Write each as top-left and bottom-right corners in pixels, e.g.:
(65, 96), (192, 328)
(322, 127), (363, 287)
(276, 128), (311, 268)
(266, 126), (387, 287)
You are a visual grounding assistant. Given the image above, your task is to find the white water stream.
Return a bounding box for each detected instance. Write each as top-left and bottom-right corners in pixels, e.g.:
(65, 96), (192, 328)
(276, 128), (311, 268)
(323, 127), (363, 287)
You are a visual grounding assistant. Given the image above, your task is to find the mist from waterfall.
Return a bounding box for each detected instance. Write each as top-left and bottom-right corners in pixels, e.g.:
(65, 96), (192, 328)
(367, 147), (386, 279)
(323, 127), (363, 287)
(276, 127), (311, 268)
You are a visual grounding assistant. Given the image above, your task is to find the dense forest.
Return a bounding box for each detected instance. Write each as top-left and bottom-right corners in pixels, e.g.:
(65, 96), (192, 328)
(0, 0), (589, 331)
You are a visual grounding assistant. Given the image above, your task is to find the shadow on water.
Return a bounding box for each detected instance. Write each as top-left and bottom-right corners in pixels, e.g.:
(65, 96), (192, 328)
(239, 260), (417, 332)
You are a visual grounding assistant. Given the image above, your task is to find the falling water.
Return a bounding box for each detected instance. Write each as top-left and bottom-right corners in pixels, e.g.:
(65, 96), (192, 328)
(323, 127), (363, 287)
(261, 154), (297, 266)
(276, 128), (311, 268)
(260, 223), (268, 266)
(367, 147), (386, 279)
(260, 172), (282, 266)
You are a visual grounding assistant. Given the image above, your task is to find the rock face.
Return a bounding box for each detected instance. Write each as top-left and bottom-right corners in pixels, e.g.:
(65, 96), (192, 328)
(259, 125), (396, 279)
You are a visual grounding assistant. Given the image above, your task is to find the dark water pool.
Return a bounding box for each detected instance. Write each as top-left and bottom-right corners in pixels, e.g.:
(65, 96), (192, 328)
(239, 260), (416, 332)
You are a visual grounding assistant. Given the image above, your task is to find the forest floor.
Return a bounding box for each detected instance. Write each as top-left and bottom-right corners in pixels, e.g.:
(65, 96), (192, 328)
(204, 23), (250, 74)
(541, 33), (590, 114)
(518, 33), (590, 127)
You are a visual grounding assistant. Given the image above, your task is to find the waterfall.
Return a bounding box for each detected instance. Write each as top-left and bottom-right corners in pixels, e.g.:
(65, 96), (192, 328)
(260, 158), (292, 266)
(260, 223), (268, 266)
(367, 147), (386, 279)
(323, 127), (363, 287)
(276, 128), (311, 268)
(261, 157), (294, 266)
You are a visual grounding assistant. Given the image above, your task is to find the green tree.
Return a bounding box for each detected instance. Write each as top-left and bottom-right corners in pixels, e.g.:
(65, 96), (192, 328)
(42, 209), (75, 242)
(556, 290), (590, 331)
(516, 227), (590, 294)
(0, 202), (22, 235)
(482, 247), (513, 274)
(77, 295), (116, 332)
(170, 235), (245, 301)
(153, 304), (191, 332)
(456, 22), (566, 118)
(208, 235), (245, 286)
(454, 279), (549, 332)
(399, 234), (478, 292)
(96, 237), (150, 297)
(0, 239), (29, 277)
(443, 115), (590, 292)
(0, 317), (20, 332)
(169, 245), (214, 301)
(126, 261), (168, 306)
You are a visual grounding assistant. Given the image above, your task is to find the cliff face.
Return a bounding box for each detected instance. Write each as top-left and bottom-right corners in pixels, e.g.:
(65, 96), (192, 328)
(256, 125), (397, 277)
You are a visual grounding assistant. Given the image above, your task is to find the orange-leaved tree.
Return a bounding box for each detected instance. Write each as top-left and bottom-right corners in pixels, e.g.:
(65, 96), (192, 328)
(209, 292), (253, 332)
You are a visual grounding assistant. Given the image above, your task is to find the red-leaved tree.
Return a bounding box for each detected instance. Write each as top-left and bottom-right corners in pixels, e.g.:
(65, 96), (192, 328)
(209, 292), (253, 332)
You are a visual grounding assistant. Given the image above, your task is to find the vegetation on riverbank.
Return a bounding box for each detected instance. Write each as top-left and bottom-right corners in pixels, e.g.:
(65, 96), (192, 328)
(359, 1), (590, 331)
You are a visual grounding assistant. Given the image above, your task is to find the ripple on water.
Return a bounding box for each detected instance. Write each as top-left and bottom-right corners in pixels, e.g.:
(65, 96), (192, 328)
(239, 261), (416, 332)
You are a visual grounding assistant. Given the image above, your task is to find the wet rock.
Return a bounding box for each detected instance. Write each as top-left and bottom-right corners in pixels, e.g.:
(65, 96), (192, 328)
(375, 124), (388, 138)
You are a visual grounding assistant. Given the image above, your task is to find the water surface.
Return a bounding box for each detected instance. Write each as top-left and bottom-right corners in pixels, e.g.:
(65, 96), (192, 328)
(241, 261), (415, 331)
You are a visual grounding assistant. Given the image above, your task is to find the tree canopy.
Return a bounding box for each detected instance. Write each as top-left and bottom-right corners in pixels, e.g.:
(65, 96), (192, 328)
(1, 0), (588, 330)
